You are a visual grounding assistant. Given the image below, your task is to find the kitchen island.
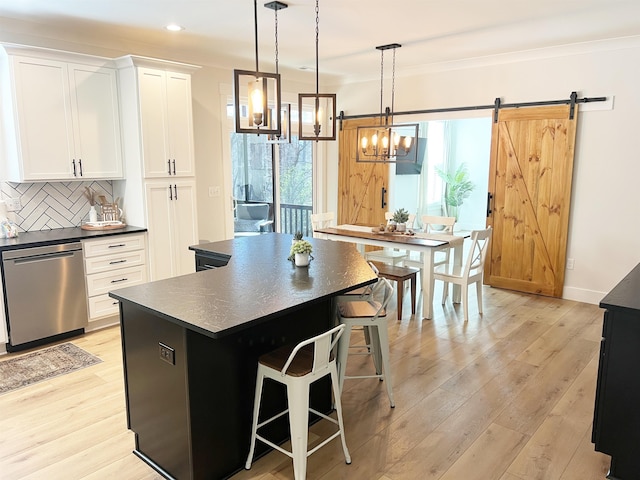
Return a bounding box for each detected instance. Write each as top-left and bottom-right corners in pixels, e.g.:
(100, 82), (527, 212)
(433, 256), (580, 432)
(109, 233), (377, 479)
(592, 262), (640, 479)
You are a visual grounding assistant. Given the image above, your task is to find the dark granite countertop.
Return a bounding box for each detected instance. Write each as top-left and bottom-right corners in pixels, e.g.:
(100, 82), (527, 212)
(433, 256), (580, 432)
(0, 226), (147, 253)
(110, 233), (377, 338)
(600, 263), (640, 314)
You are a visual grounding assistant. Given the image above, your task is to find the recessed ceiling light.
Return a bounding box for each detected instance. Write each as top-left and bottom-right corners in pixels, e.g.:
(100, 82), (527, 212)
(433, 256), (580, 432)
(165, 24), (184, 32)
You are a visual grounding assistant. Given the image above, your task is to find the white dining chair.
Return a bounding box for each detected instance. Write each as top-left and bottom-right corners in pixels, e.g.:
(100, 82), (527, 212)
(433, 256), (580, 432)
(310, 212), (335, 238)
(402, 215), (456, 270)
(434, 226), (492, 321)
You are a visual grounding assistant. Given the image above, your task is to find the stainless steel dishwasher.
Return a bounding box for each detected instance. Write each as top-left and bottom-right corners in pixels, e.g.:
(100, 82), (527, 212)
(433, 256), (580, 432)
(2, 242), (88, 351)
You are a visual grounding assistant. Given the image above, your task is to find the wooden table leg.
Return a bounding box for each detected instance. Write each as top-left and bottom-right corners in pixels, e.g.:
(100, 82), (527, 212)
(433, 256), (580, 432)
(410, 272), (416, 316)
(396, 278), (404, 320)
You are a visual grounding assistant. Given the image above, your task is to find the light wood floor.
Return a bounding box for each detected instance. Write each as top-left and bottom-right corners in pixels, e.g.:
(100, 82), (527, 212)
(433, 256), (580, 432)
(0, 285), (611, 480)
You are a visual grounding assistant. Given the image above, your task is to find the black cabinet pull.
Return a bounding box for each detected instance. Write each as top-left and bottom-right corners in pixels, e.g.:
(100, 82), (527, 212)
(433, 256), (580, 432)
(78, 159), (83, 176)
(167, 159), (172, 175)
(108, 244), (126, 248)
(174, 184), (178, 200)
(109, 259), (127, 265)
(172, 159), (176, 175)
(72, 159), (77, 176)
(381, 187), (387, 208)
(169, 185), (173, 200)
(111, 278), (128, 283)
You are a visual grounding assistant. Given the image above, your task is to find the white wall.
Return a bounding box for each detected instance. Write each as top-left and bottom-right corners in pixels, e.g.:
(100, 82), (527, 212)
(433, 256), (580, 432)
(331, 37), (640, 304)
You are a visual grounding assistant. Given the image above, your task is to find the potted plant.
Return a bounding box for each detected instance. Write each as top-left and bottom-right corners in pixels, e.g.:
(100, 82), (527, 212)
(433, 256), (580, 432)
(392, 208), (410, 232)
(289, 239), (313, 267)
(436, 163), (475, 220)
(292, 231), (303, 245)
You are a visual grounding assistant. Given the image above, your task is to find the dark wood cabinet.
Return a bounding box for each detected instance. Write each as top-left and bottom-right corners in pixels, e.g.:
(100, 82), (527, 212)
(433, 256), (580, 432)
(592, 263), (640, 479)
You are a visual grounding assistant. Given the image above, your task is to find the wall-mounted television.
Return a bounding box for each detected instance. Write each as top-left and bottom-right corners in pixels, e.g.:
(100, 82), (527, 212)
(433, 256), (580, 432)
(395, 137), (427, 175)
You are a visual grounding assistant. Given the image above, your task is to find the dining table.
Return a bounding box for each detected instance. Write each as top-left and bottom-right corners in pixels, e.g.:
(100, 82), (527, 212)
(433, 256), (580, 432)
(314, 224), (468, 319)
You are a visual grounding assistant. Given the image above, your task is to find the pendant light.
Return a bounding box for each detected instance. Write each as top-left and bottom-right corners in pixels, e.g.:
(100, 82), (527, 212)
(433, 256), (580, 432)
(298, 0), (336, 141)
(356, 44), (419, 163)
(265, 1), (291, 144)
(233, 0), (282, 135)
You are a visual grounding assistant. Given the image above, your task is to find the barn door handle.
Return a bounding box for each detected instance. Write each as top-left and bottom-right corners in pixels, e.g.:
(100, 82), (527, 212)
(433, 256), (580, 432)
(486, 192), (493, 217)
(381, 187), (387, 209)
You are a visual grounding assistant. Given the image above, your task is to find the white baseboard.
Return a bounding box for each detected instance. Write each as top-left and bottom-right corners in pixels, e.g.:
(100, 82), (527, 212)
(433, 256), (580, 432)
(562, 286), (606, 306)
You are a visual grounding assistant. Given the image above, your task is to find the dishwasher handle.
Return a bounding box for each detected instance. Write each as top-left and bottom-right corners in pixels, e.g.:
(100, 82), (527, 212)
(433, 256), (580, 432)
(11, 250), (78, 265)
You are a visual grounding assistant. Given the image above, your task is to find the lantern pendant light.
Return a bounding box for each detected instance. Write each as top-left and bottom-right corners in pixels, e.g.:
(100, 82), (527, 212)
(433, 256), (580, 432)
(298, 0), (336, 141)
(265, 1), (291, 144)
(233, 0), (282, 135)
(356, 44), (419, 163)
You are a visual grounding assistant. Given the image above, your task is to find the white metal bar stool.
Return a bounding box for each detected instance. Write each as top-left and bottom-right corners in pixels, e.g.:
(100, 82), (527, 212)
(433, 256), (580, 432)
(245, 324), (351, 480)
(336, 277), (396, 408)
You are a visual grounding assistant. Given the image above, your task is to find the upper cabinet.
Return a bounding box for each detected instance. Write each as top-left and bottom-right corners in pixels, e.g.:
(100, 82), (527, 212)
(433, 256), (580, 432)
(138, 68), (195, 178)
(0, 44), (124, 182)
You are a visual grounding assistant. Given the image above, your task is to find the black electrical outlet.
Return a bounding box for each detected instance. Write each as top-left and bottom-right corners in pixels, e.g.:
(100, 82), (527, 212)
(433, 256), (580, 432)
(159, 342), (175, 365)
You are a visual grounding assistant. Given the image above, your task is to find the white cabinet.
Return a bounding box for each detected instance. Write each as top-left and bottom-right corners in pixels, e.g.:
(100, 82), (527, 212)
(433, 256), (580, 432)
(83, 233), (148, 330)
(138, 67), (195, 177)
(114, 56), (200, 282)
(145, 180), (198, 281)
(0, 45), (123, 182)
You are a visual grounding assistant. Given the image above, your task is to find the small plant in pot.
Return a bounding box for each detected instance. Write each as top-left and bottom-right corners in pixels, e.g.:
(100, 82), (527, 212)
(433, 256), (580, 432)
(392, 208), (410, 232)
(289, 239), (314, 267)
(292, 231), (304, 244)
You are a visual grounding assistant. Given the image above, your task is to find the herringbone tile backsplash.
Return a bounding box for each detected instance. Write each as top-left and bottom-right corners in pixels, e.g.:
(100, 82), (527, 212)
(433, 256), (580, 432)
(1, 181), (113, 232)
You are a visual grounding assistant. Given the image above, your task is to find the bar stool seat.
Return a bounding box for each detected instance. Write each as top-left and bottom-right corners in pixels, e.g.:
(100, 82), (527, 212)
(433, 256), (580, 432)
(245, 324), (351, 480)
(371, 261), (418, 320)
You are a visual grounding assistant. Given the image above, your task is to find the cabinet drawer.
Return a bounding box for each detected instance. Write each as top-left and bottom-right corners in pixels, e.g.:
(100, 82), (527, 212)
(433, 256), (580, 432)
(83, 233), (146, 258)
(88, 293), (120, 319)
(86, 265), (147, 296)
(85, 250), (145, 275)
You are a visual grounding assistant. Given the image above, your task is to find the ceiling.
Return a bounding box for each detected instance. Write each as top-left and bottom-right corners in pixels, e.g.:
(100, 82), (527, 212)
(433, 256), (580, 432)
(0, 0), (639, 81)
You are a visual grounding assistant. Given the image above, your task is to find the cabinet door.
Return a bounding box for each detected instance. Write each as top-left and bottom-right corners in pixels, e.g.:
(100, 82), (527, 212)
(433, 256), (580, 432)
(139, 68), (171, 178)
(166, 72), (195, 177)
(10, 56), (75, 180)
(171, 180), (198, 276)
(145, 182), (176, 281)
(68, 64), (123, 179)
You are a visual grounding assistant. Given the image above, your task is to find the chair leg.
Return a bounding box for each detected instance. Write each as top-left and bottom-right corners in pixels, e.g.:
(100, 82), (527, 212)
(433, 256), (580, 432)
(475, 281), (483, 314)
(245, 369), (264, 469)
(375, 324), (395, 408)
(441, 280), (448, 305)
(337, 323), (352, 393)
(462, 282), (469, 322)
(330, 366), (352, 464)
(410, 274), (417, 315)
(367, 325), (382, 375)
(396, 279), (404, 320)
(287, 381), (310, 480)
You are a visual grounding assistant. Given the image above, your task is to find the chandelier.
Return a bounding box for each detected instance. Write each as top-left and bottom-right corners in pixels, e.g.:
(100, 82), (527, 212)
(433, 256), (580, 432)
(233, 0), (282, 135)
(356, 44), (419, 163)
(298, 0), (336, 141)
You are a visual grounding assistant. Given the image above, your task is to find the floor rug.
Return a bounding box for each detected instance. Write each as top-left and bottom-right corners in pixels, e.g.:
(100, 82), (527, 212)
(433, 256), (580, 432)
(0, 342), (102, 395)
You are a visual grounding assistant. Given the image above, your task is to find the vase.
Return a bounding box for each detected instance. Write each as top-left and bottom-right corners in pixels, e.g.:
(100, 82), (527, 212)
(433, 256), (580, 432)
(89, 205), (98, 223)
(396, 223), (406, 232)
(294, 253), (310, 267)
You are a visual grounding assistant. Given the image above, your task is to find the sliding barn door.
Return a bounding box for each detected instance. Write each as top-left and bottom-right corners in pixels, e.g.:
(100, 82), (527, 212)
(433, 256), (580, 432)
(485, 105), (578, 297)
(338, 118), (390, 226)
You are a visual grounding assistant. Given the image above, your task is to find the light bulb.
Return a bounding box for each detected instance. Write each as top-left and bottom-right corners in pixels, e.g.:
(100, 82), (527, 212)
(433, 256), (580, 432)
(361, 136), (368, 151)
(316, 106), (323, 124)
(404, 136), (412, 150)
(382, 135), (389, 149)
(249, 81), (264, 126)
(372, 133), (378, 146)
(393, 132), (401, 147)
